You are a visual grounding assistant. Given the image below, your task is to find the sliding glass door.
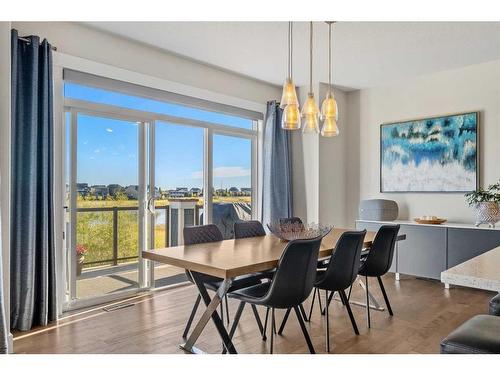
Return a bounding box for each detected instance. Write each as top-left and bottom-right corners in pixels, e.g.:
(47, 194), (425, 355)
(148, 121), (204, 288)
(66, 112), (148, 308)
(62, 78), (260, 310)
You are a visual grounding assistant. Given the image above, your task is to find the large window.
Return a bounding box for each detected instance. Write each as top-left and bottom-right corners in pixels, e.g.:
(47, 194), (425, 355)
(63, 74), (260, 307)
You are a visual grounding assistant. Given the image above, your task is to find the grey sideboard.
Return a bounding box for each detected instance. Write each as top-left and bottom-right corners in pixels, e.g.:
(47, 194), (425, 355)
(356, 219), (500, 281)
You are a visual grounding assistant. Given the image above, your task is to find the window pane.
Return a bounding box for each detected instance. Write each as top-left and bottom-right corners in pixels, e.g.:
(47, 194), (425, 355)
(152, 121), (204, 287)
(65, 82), (253, 130)
(213, 134), (252, 239)
(75, 114), (140, 299)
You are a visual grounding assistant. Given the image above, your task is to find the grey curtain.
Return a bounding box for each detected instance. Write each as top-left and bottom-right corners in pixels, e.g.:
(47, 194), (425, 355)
(262, 101), (293, 225)
(10, 29), (56, 331)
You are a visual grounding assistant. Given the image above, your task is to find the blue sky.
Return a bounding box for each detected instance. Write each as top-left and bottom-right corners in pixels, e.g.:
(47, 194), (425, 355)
(68, 84), (252, 190)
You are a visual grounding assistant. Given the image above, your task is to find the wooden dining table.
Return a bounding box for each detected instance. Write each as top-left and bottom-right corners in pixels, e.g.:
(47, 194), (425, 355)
(142, 227), (405, 354)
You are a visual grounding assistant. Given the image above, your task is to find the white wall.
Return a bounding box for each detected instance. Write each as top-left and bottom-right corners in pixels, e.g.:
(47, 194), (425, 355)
(319, 84), (348, 227)
(292, 83), (348, 226)
(11, 22), (281, 105)
(0, 21), (12, 352)
(346, 59), (500, 224)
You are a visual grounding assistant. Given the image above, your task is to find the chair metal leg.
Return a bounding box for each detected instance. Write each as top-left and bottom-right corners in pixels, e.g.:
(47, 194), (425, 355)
(220, 301), (224, 327)
(182, 294), (201, 338)
(294, 306), (316, 354)
(365, 276), (371, 328)
(222, 301), (246, 354)
(325, 290), (330, 352)
(270, 308), (275, 354)
(278, 308), (291, 335)
(272, 309), (277, 334)
(318, 288), (324, 315)
(377, 276), (393, 316)
(307, 287), (317, 321)
(225, 295), (230, 325)
(347, 284), (353, 301)
(321, 291), (335, 315)
(299, 303), (309, 322)
(251, 304), (264, 334)
(262, 307), (269, 341)
(340, 290), (359, 335)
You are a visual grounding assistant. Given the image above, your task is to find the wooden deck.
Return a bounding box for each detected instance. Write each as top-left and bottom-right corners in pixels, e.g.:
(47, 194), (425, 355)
(13, 274), (495, 354)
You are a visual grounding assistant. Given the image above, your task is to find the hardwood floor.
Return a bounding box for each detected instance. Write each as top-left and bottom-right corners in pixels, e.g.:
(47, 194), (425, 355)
(13, 274), (495, 354)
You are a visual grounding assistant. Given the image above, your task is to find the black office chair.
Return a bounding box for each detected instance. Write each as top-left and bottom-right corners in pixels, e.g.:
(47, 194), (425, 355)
(315, 230), (366, 352)
(182, 224), (265, 339)
(227, 236), (323, 354)
(357, 224), (400, 328)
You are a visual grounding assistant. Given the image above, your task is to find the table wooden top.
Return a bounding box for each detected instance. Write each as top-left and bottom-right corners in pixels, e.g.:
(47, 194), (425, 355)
(142, 228), (377, 279)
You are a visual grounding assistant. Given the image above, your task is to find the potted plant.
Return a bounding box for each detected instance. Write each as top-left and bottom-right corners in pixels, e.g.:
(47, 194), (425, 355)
(465, 180), (500, 227)
(76, 244), (88, 276)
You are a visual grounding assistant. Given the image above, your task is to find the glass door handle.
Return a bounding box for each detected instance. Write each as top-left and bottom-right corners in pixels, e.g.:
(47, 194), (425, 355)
(147, 197), (155, 215)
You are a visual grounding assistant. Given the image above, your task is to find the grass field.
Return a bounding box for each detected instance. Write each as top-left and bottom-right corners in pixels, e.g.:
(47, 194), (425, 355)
(76, 195), (251, 268)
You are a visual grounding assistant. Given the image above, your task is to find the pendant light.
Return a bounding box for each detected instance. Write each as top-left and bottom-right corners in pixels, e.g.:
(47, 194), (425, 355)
(320, 21), (339, 137)
(301, 22), (320, 134)
(281, 22), (301, 130)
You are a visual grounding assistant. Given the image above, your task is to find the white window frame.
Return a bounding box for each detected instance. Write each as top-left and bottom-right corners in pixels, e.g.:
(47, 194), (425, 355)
(53, 52), (264, 313)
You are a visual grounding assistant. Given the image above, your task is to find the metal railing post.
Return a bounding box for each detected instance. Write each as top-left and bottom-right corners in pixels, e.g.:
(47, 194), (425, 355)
(166, 205), (170, 247)
(113, 207), (118, 266)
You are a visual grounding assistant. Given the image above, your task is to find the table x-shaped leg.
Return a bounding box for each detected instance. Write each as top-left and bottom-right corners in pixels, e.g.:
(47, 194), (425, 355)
(180, 272), (237, 354)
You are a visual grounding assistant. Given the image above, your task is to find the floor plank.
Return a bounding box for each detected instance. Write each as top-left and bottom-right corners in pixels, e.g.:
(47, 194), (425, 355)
(13, 274), (495, 354)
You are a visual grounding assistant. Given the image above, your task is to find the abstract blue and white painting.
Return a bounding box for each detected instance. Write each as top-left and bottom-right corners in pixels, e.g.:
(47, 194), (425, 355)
(380, 112), (478, 192)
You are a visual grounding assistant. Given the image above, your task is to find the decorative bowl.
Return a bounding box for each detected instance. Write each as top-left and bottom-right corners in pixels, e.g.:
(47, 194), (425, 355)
(267, 222), (333, 241)
(414, 217), (447, 225)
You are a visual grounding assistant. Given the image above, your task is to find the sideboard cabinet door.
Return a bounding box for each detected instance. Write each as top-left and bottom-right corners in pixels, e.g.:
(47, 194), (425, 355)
(397, 225), (446, 280)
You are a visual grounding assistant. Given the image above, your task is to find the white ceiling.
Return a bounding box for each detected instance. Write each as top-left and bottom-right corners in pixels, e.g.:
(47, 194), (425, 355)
(84, 22), (500, 91)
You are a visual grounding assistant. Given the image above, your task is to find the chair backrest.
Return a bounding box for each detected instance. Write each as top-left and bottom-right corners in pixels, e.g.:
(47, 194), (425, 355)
(183, 224), (223, 282)
(362, 225), (400, 276)
(183, 224), (223, 246)
(234, 220), (266, 239)
(262, 236), (322, 309)
(316, 230), (366, 291)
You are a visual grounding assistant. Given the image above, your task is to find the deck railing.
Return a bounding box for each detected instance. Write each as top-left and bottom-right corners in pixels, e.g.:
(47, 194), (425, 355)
(77, 204), (202, 267)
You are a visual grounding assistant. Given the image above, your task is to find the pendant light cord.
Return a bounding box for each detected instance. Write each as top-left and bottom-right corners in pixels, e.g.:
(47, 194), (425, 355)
(309, 21), (313, 93)
(328, 22), (332, 93)
(289, 22), (293, 80)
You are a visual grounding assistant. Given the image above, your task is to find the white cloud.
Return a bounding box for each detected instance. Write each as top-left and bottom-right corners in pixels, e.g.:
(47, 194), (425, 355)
(191, 166), (250, 179)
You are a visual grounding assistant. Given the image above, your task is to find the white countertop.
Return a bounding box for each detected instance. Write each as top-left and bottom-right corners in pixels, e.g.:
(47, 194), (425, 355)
(356, 219), (500, 231)
(441, 246), (500, 292)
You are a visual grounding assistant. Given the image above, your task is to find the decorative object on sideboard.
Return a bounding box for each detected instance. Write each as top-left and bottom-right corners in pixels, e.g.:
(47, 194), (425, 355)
(267, 222), (333, 242)
(465, 181), (500, 228)
(359, 199), (399, 221)
(380, 112), (478, 192)
(414, 216), (447, 225)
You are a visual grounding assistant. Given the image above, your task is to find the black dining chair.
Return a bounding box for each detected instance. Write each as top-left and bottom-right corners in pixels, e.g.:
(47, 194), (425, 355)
(357, 224), (400, 328)
(279, 217), (331, 320)
(234, 220), (267, 238)
(232, 220), (274, 341)
(182, 224), (265, 339)
(314, 230), (366, 352)
(226, 236), (323, 354)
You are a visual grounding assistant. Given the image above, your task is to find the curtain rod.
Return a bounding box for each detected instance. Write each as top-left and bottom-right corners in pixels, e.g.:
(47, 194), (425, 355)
(18, 36), (57, 51)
